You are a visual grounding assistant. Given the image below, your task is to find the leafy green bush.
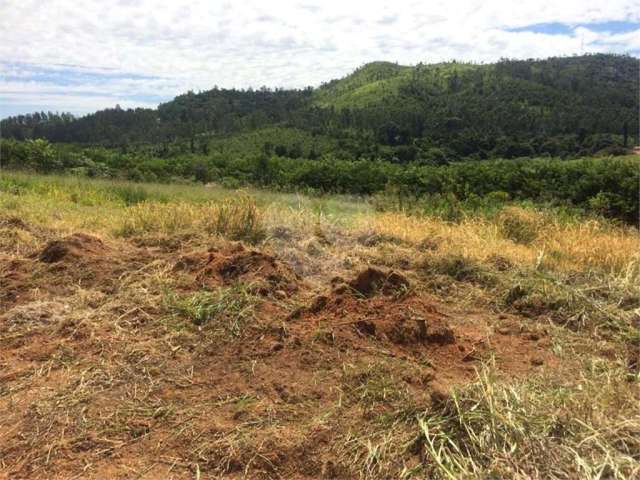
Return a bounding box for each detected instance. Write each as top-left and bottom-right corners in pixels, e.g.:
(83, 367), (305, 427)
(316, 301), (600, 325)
(1, 137), (638, 224)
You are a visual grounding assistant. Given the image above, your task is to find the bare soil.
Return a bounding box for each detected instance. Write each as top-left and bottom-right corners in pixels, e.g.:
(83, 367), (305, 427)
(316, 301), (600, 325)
(0, 228), (561, 479)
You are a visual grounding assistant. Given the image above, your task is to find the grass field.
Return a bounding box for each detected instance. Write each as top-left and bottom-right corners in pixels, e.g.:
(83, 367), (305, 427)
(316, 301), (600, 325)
(1, 171), (639, 479)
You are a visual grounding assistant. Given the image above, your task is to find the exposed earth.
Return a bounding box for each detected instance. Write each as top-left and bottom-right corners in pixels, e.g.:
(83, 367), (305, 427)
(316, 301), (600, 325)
(0, 204), (637, 479)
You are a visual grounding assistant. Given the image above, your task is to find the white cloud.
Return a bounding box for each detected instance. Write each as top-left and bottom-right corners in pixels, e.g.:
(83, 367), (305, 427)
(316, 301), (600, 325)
(1, 0), (639, 116)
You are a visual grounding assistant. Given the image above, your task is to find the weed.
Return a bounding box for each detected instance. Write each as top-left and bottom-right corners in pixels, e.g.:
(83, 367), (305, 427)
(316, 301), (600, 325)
(202, 195), (266, 244)
(341, 362), (407, 407)
(115, 195), (265, 243)
(108, 184), (150, 205)
(163, 284), (257, 337)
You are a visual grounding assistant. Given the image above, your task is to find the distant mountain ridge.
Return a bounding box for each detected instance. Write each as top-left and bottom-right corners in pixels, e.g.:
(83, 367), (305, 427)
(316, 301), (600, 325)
(2, 53), (638, 160)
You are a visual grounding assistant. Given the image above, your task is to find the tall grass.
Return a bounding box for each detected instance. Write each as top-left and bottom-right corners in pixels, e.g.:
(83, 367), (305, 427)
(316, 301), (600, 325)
(358, 208), (640, 279)
(115, 196), (266, 243)
(416, 364), (640, 479)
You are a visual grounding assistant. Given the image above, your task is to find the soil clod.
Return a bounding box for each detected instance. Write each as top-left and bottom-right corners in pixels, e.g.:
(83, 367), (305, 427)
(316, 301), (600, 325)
(348, 267), (409, 296)
(178, 243), (299, 295)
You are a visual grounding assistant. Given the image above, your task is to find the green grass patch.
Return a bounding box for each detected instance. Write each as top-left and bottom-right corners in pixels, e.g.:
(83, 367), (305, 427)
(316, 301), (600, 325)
(163, 285), (258, 337)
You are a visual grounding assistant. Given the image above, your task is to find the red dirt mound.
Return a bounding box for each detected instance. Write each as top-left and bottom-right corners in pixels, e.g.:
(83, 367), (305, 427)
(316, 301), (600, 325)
(346, 267), (410, 296)
(296, 290), (455, 348)
(0, 258), (32, 307)
(38, 233), (109, 263)
(0, 233), (152, 310)
(176, 243), (299, 295)
(288, 273), (557, 385)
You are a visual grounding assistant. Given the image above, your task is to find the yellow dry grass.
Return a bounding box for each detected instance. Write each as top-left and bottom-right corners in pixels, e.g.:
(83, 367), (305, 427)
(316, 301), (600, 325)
(359, 208), (640, 280)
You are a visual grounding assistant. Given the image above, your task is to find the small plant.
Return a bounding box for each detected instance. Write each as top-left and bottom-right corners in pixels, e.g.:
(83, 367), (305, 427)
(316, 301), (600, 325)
(109, 184), (150, 205)
(341, 362), (407, 407)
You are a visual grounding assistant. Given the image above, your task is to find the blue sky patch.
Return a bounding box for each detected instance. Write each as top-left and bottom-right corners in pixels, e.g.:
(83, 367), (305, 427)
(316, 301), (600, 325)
(1, 62), (161, 87)
(508, 21), (640, 35)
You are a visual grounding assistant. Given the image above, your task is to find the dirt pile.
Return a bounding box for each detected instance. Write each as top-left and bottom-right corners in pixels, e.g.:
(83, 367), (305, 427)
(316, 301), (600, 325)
(0, 258), (32, 307)
(283, 267), (556, 387)
(176, 243), (299, 295)
(291, 267), (453, 346)
(0, 231), (564, 479)
(298, 292), (455, 347)
(38, 233), (109, 263)
(345, 267), (410, 296)
(0, 233), (151, 309)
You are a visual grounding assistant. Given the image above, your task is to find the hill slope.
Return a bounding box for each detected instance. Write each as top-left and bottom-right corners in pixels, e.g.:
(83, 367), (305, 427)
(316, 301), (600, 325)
(1, 54), (638, 160)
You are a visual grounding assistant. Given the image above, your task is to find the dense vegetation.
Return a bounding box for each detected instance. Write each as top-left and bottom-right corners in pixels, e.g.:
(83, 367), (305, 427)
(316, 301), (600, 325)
(1, 138), (638, 224)
(2, 54), (638, 161)
(1, 53), (638, 224)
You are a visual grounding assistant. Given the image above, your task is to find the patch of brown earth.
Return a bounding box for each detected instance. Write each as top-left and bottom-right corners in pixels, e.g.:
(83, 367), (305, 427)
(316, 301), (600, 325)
(288, 267), (557, 385)
(0, 233), (152, 309)
(38, 232), (109, 263)
(176, 243), (299, 295)
(0, 245), (562, 480)
(0, 258), (34, 308)
(345, 266), (410, 296)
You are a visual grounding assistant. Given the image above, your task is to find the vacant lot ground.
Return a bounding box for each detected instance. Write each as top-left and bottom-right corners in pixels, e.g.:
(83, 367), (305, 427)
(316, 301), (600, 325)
(1, 173), (639, 479)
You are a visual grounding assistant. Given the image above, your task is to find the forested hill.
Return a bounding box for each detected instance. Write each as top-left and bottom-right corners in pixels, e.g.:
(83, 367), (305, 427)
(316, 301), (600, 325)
(2, 53), (638, 161)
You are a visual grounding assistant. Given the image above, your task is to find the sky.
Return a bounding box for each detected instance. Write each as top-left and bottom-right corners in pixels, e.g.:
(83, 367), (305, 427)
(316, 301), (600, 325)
(1, 0), (639, 119)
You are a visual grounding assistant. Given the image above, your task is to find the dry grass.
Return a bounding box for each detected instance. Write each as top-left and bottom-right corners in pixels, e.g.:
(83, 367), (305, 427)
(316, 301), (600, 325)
(1, 172), (639, 479)
(415, 361), (640, 479)
(358, 208), (640, 279)
(116, 195), (266, 244)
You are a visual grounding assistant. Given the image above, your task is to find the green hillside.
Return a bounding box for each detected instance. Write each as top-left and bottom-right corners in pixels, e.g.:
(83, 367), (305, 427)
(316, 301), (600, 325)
(313, 61), (481, 109)
(314, 61), (414, 108)
(2, 54), (638, 162)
